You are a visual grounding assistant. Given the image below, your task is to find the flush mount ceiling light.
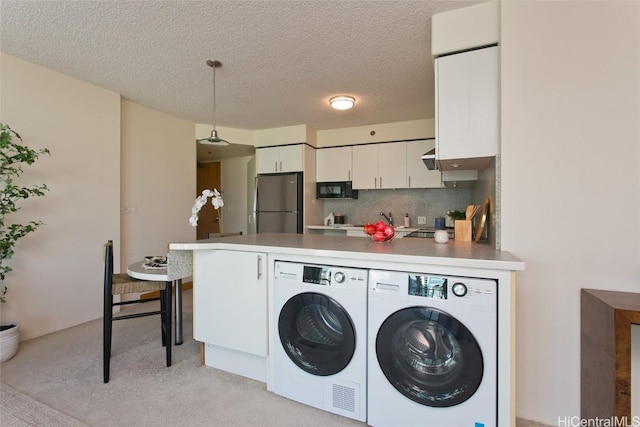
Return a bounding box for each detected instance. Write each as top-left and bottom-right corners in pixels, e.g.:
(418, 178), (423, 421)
(330, 96), (355, 110)
(196, 59), (230, 146)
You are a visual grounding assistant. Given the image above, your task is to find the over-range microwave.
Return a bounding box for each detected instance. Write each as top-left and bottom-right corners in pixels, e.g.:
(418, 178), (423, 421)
(316, 181), (358, 199)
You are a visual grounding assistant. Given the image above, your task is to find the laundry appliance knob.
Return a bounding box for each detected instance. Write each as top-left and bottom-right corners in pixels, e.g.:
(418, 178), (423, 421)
(451, 282), (468, 297)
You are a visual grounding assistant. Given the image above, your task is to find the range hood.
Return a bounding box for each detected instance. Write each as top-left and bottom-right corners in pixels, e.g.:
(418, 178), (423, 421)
(442, 170), (478, 188)
(421, 148), (436, 170)
(422, 147), (492, 173)
(421, 147), (479, 187)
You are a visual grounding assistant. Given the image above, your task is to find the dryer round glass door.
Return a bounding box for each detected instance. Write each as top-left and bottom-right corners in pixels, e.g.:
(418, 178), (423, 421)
(278, 292), (356, 376)
(375, 306), (483, 407)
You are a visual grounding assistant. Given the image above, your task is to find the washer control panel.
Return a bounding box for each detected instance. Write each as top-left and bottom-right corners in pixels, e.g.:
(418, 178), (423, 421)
(302, 264), (367, 287)
(408, 274), (494, 301)
(275, 261), (367, 288)
(369, 269), (496, 312)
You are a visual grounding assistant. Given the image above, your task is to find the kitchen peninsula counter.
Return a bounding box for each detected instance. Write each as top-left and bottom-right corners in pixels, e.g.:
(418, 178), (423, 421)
(169, 232), (523, 427)
(169, 232), (524, 271)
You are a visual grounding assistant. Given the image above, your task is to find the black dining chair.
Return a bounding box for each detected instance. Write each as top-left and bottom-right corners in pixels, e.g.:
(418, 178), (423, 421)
(103, 240), (171, 383)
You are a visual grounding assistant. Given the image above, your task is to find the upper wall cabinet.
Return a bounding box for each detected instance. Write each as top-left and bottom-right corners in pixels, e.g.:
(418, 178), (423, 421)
(352, 142), (406, 189)
(406, 140), (443, 188)
(256, 144), (304, 174)
(316, 146), (352, 182)
(436, 46), (499, 171)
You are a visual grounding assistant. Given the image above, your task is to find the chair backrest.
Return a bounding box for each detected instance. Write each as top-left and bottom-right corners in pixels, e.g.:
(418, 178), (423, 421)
(104, 240), (114, 286)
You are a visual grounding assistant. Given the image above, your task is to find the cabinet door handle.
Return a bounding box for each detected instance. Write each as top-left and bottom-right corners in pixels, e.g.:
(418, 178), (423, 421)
(279, 161), (282, 171)
(257, 255), (263, 279)
(374, 177), (377, 188)
(379, 176), (382, 188)
(274, 161), (278, 171)
(408, 176), (411, 187)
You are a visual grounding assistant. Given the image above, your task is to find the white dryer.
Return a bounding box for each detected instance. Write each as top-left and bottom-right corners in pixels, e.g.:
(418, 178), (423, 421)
(368, 269), (497, 427)
(272, 261), (367, 422)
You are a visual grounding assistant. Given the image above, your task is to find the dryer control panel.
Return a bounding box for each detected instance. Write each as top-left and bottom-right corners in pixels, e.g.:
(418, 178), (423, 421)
(275, 261), (368, 289)
(369, 269), (497, 312)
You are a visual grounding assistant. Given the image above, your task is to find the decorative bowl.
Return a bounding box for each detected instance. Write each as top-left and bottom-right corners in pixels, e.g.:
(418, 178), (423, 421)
(369, 233), (394, 243)
(363, 221), (395, 243)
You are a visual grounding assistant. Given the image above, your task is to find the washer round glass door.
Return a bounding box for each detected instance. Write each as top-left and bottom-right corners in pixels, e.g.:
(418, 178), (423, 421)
(376, 306), (484, 407)
(278, 292), (355, 376)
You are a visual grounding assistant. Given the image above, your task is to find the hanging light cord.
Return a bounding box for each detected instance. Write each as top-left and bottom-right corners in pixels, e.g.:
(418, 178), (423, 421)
(210, 59), (218, 131)
(197, 59), (229, 145)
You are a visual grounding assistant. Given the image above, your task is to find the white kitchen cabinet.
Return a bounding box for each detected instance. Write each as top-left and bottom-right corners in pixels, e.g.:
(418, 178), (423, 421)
(406, 140), (443, 188)
(256, 144), (304, 174)
(352, 142), (406, 189)
(352, 144), (377, 189)
(316, 146), (352, 182)
(193, 250), (267, 357)
(436, 45), (498, 170)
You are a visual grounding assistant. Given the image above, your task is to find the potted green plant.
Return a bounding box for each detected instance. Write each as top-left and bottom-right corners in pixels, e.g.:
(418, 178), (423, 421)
(0, 123), (49, 362)
(447, 210), (466, 221)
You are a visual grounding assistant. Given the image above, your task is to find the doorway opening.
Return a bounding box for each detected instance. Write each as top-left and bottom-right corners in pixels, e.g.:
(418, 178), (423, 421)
(196, 161), (222, 240)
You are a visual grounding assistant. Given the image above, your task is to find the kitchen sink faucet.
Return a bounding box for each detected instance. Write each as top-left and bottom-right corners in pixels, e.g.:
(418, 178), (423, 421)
(380, 212), (393, 226)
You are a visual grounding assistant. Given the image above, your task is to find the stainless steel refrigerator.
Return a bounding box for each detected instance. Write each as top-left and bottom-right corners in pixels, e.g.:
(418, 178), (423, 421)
(253, 173), (303, 233)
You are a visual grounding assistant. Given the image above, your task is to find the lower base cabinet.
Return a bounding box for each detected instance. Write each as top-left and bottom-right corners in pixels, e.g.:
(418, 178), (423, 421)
(193, 250), (267, 357)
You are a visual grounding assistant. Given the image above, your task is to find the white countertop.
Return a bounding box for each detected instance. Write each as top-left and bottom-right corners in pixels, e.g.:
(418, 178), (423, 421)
(170, 233), (524, 271)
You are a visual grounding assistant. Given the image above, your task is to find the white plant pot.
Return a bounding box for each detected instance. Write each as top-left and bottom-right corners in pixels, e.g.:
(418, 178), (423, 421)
(0, 322), (20, 363)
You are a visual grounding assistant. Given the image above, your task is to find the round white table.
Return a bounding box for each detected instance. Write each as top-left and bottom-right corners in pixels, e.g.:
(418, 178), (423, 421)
(127, 261), (184, 345)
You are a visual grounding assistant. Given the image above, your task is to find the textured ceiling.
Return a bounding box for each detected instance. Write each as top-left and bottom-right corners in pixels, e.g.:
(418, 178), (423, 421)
(1, 0), (482, 134)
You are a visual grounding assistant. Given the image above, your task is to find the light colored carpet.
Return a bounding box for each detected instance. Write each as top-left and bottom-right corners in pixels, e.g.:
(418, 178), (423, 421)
(0, 382), (89, 426)
(0, 291), (551, 426)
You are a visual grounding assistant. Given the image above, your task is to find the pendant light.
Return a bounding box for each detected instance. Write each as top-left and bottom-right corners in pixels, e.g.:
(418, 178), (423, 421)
(196, 59), (230, 146)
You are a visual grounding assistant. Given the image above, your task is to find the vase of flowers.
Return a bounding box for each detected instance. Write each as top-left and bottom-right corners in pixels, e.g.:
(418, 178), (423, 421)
(189, 188), (224, 227)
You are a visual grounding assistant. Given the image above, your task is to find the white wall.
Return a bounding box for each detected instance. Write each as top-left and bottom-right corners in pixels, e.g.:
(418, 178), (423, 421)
(254, 124), (312, 147)
(220, 155), (254, 235)
(0, 54), (199, 339)
(0, 54), (121, 340)
(120, 100), (196, 268)
(500, 1), (640, 424)
(316, 118), (434, 147)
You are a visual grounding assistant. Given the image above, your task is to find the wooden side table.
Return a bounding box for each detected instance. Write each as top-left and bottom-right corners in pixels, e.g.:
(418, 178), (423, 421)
(581, 288), (640, 420)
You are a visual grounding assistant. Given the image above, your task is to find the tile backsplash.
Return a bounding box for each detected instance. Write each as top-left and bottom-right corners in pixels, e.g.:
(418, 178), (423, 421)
(321, 188), (472, 228)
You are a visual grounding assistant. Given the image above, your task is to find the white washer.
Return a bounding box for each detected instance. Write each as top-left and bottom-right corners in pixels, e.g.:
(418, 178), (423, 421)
(273, 261), (367, 422)
(368, 269), (497, 427)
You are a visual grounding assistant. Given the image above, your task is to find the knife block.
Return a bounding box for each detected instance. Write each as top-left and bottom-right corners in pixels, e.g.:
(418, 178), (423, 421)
(454, 220), (472, 241)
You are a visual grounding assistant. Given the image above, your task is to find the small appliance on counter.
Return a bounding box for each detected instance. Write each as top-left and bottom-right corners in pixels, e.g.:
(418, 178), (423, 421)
(324, 212), (334, 226)
(324, 213), (346, 226)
